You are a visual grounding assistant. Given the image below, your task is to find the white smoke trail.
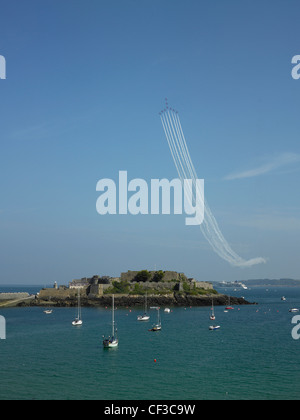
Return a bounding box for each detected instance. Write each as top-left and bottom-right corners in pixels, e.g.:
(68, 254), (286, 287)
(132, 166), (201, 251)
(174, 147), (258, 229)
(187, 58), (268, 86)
(160, 105), (266, 268)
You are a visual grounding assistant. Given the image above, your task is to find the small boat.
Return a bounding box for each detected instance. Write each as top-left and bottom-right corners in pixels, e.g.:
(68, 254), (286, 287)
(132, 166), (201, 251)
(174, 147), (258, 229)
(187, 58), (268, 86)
(281, 296), (286, 301)
(209, 325), (220, 331)
(164, 308), (171, 313)
(149, 307), (162, 332)
(72, 289), (83, 326)
(289, 308), (299, 313)
(44, 309), (53, 314)
(137, 314), (150, 321)
(103, 295), (119, 348)
(225, 296), (234, 310)
(72, 318), (83, 326)
(137, 293), (150, 321)
(103, 335), (118, 348)
(149, 325), (162, 332)
(210, 299), (216, 320)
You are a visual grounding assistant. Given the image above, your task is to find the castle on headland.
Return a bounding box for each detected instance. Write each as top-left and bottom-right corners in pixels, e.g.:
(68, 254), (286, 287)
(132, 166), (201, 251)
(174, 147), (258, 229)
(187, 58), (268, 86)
(68, 270), (213, 298)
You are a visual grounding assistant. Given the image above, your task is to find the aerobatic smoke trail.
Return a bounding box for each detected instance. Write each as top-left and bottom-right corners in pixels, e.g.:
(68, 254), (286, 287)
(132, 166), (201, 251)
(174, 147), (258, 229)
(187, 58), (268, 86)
(159, 100), (266, 268)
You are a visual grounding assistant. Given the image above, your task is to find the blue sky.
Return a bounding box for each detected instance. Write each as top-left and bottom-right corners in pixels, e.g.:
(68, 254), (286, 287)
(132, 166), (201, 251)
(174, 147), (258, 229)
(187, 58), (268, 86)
(1, 0), (300, 284)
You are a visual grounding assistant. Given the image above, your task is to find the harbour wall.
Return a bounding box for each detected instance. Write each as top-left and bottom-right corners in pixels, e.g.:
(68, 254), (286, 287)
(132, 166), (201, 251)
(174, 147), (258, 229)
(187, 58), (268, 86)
(0, 292), (29, 300)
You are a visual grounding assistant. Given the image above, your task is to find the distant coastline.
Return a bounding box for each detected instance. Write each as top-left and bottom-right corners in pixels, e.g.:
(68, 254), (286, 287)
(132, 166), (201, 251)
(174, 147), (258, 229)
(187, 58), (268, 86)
(215, 278), (300, 288)
(243, 279), (300, 287)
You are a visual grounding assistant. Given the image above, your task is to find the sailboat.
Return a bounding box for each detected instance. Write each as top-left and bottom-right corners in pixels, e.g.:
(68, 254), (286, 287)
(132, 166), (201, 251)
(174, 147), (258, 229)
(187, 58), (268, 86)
(137, 293), (150, 321)
(210, 299), (216, 321)
(225, 295), (234, 310)
(72, 289), (83, 326)
(103, 295), (119, 348)
(149, 306), (161, 332)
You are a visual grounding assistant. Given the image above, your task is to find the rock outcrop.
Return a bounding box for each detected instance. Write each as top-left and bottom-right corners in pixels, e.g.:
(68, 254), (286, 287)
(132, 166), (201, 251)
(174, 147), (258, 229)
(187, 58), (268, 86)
(21, 292), (254, 308)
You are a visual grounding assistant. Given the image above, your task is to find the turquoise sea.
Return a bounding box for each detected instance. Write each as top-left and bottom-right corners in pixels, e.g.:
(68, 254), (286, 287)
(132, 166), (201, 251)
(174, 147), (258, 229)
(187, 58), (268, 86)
(0, 285), (300, 400)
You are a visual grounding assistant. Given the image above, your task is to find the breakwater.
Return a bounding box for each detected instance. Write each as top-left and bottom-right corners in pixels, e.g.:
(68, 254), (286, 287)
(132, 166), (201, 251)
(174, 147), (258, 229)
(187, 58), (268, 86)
(0, 292), (33, 308)
(0, 292), (29, 300)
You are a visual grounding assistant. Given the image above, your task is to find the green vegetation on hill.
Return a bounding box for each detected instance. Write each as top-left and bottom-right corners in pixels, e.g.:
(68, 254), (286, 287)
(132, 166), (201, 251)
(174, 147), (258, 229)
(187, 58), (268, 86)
(133, 270), (152, 283)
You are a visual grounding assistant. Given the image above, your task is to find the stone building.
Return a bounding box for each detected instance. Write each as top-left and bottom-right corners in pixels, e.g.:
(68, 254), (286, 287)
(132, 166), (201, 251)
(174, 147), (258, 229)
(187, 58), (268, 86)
(69, 278), (90, 289)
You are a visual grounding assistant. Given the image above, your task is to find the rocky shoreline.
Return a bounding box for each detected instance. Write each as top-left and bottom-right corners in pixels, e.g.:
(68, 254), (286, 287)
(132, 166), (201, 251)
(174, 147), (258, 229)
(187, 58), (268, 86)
(19, 293), (255, 308)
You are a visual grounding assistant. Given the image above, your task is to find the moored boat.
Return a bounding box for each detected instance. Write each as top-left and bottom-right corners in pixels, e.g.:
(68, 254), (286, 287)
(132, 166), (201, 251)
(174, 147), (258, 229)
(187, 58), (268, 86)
(225, 296), (234, 310)
(44, 309), (53, 315)
(72, 289), (83, 326)
(149, 307), (162, 332)
(103, 295), (119, 348)
(210, 299), (216, 320)
(137, 293), (150, 321)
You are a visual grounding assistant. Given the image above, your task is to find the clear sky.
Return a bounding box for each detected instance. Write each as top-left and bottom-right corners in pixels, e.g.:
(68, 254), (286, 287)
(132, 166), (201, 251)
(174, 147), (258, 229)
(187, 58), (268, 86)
(1, 0), (300, 285)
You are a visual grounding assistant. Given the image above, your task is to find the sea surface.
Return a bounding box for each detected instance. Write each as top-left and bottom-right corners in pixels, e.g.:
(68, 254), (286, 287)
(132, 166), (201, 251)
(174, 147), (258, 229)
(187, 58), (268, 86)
(0, 285), (300, 400)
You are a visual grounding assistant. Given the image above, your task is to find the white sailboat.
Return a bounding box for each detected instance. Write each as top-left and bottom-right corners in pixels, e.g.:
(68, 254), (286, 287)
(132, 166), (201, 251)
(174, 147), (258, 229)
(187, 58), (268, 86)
(210, 299), (216, 321)
(137, 293), (150, 321)
(149, 306), (162, 332)
(103, 295), (119, 348)
(72, 289), (83, 326)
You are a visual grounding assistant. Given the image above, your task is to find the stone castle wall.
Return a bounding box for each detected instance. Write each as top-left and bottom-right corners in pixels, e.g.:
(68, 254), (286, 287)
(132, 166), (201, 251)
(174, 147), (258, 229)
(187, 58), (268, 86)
(38, 288), (81, 300)
(194, 282), (213, 290)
